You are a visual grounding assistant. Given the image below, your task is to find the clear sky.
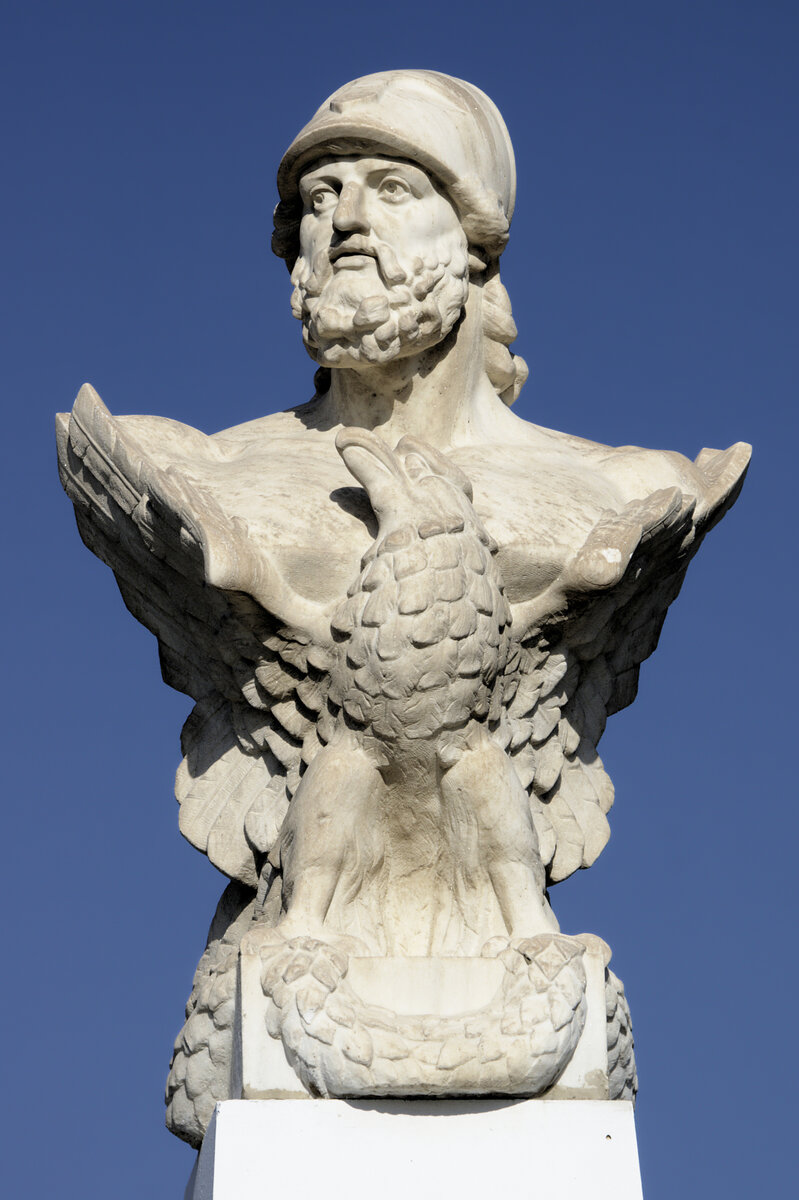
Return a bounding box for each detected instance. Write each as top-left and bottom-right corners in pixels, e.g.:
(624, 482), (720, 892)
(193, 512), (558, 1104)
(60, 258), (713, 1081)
(2, 2), (796, 1197)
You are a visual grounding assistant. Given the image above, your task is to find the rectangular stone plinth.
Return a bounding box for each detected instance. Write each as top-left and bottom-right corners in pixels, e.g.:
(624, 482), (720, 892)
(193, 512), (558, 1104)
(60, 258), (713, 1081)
(186, 1099), (643, 1199)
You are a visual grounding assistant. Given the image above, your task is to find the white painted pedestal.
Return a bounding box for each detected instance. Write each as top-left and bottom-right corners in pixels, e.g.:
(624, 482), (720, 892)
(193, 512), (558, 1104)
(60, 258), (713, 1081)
(185, 1098), (643, 1199)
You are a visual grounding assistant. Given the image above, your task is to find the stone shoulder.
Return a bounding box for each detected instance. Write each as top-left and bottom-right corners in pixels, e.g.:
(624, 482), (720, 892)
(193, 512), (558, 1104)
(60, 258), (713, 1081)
(511, 417), (749, 512)
(106, 403), (749, 525)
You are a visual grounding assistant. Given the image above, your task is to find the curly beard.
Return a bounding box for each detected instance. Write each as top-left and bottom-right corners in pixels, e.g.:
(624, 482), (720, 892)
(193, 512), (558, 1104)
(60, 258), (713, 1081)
(290, 230), (469, 367)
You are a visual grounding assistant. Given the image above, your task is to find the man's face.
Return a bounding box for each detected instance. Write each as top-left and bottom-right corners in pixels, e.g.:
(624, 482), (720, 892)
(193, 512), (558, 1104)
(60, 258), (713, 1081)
(290, 156), (469, 368)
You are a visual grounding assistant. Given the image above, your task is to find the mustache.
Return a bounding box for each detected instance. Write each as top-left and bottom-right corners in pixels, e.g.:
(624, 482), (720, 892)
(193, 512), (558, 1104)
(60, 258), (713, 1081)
(325, 236), (408, 287)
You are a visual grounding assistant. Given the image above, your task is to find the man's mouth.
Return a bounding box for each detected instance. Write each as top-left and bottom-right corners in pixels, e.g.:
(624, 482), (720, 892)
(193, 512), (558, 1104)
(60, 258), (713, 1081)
(329, 239), (378, 268)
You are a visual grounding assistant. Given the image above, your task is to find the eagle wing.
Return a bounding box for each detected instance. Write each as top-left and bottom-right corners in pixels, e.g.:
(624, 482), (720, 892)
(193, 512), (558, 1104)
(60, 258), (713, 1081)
(57, 384), (335, 888)
(498, 441), (750, 884)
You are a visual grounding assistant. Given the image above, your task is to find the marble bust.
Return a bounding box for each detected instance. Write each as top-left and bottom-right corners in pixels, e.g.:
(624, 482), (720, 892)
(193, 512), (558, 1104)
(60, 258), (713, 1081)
(57, 70), (749, 1146)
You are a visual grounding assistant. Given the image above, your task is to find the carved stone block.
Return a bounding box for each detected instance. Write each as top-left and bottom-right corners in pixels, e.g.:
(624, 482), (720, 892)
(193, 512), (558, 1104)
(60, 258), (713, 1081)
(237, 930), (610, 1101)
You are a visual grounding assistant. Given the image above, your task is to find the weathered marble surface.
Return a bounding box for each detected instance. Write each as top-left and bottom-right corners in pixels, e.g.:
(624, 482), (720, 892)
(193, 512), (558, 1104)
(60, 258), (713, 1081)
(57, 70), (748, 1147)
(237, 930), (615, 1101)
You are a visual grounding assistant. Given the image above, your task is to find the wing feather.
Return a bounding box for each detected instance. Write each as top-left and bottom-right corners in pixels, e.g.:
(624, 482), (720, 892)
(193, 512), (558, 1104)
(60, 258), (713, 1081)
(58, 384), (333, 886)
(502, 443), (750, 885)
(176, 698), (287, 885)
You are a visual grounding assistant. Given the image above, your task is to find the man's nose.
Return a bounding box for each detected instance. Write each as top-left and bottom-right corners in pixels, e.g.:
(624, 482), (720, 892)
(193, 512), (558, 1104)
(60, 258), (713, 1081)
(332, 181), (369, 233)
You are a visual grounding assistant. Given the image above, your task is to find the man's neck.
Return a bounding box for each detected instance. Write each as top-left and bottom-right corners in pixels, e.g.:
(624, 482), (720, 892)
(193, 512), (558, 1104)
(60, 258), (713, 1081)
(315, 283), (507, 451)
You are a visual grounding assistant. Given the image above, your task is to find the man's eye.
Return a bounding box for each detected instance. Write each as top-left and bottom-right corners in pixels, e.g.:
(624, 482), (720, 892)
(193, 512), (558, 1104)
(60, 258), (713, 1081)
(310, 187), (336, 211)
(378, 177), (411, 203)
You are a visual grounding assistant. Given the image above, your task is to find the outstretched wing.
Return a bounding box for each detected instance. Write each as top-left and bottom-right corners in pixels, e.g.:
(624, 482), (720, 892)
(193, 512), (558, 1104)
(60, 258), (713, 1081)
(57, 384), (334, 887)
(498, 443), (750, 884)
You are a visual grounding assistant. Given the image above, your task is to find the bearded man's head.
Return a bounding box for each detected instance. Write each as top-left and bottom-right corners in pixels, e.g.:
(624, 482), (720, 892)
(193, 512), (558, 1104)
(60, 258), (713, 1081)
(288, 161), (470, 368)
(273, 70), (528, 403)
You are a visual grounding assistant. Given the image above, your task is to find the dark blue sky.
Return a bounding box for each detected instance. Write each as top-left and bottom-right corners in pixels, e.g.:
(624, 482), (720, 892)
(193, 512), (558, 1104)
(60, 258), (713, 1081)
(3, 3), (796, 1197)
